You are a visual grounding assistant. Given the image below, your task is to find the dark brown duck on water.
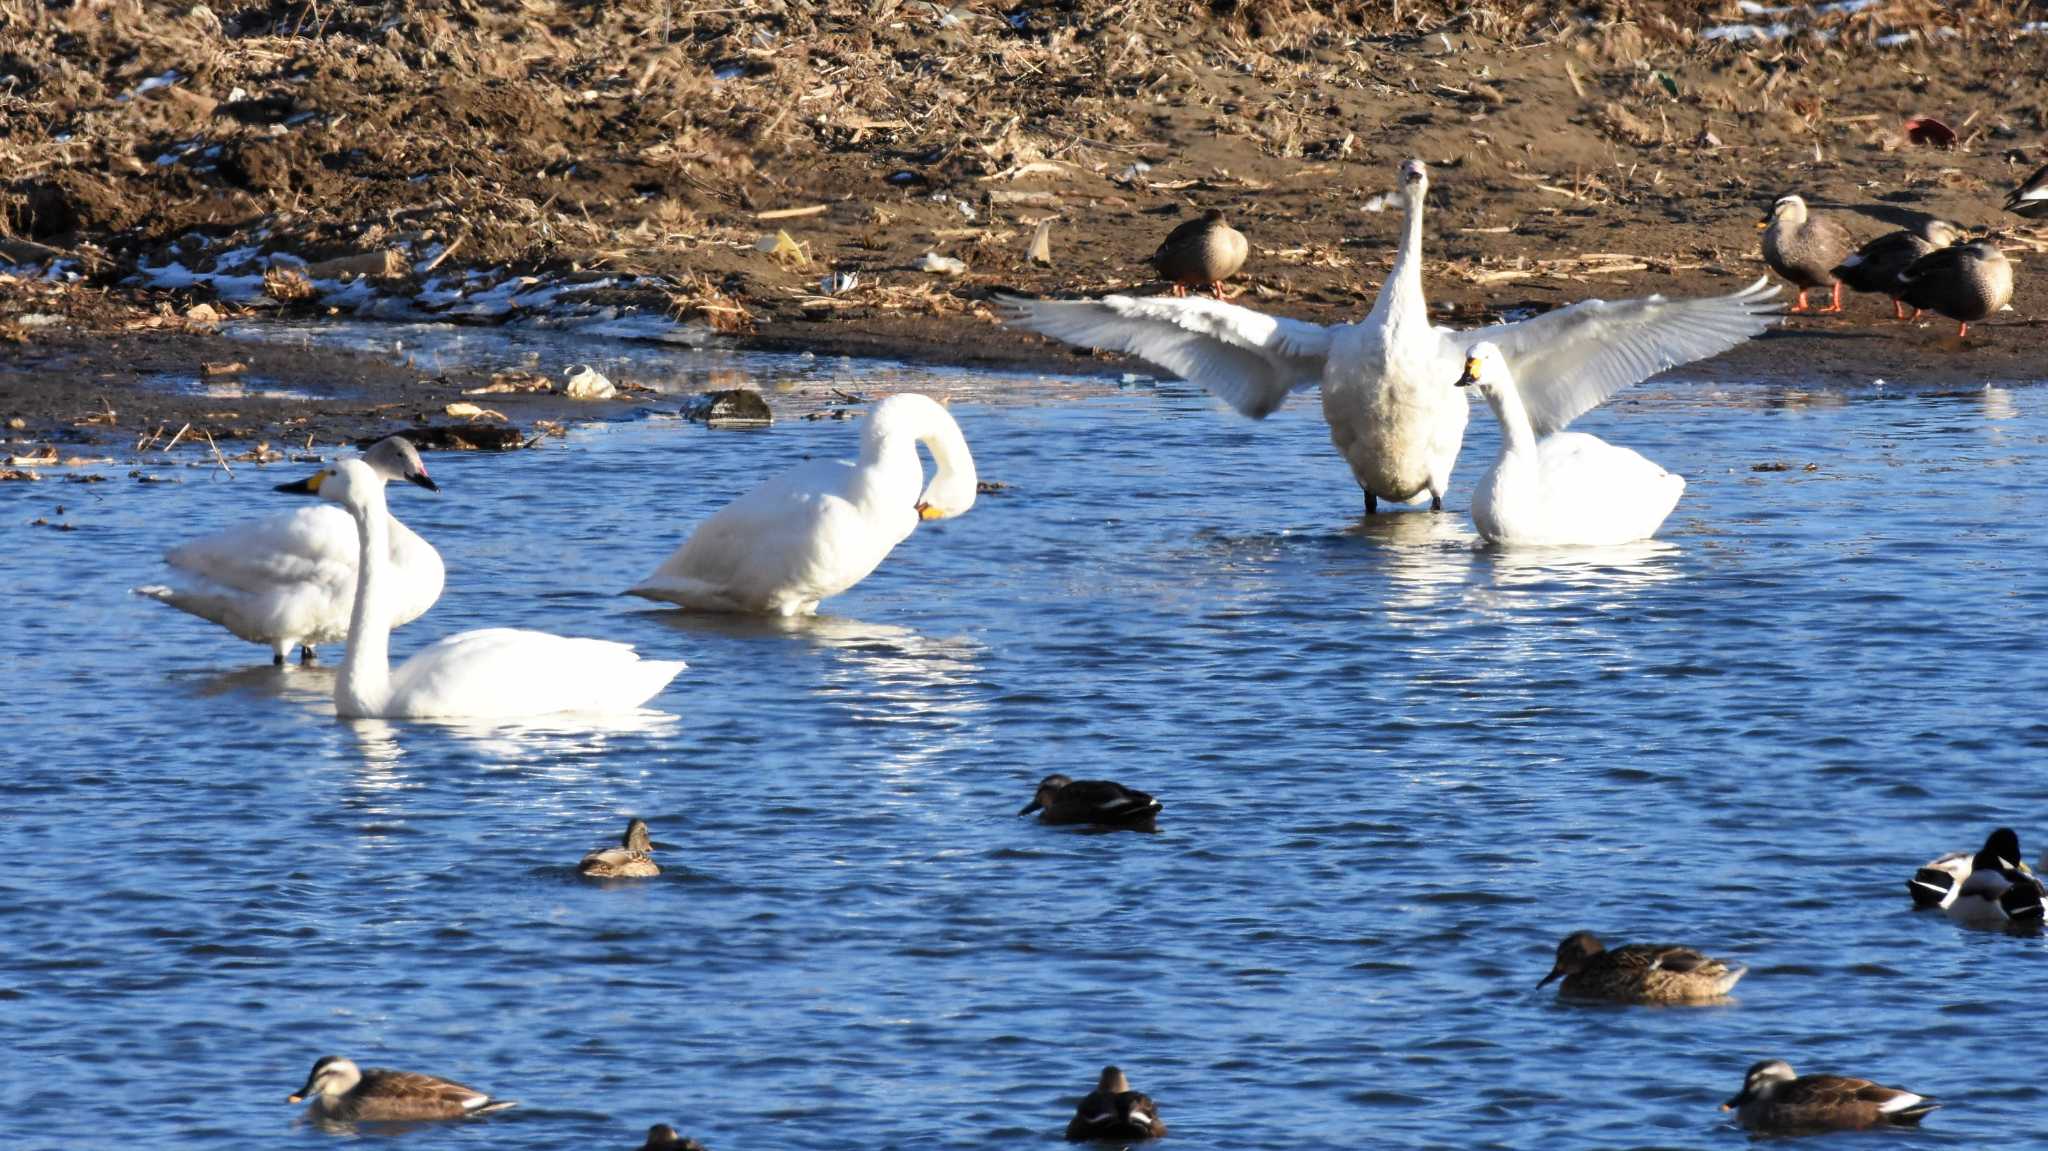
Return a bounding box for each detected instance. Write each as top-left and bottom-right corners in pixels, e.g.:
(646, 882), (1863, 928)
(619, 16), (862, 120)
(1722, 1060), (1937, 1133)
(1150, 209), (1246, 298)
(1065, 1065), (1167, 1143)
(1019, 774), (1161, 830)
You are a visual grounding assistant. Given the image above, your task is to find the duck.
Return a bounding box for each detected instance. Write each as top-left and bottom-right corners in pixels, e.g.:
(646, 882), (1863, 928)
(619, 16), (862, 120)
(638, 1124), (709, 1150)
(1722, 1060), (1937, 1134)
(287, 1055), (516, 1123)
(1830, 218), (1961, 319)
(1151, 209), (1247, 298)
(1453, 342), (1685, 547)
(628, 393), (976, 615)
(278, 458), (684, 719)
(1065, 1066), (1166, 1143)
(1538, 931), (1745, 1003)
(1939, 827), (2045, 929)
(1760, 194), (1855, 313)
(136, 435), (443, 665)
(1896, 240), (2014, 339)
(2004, 159), (2048, 219)
(579, 818), (660, 878)
(1020, 774), (1161, 830)
(999, 158), (1779, 514)
(1908, 827), (2026, 909)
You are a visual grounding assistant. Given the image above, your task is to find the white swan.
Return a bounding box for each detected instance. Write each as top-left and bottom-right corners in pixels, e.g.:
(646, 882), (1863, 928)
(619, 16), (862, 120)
(281, 458), (684, 719)
(628, 392), (977, 615)
(998, 158), (1780, 513)
(1455, 342), (1684, 546)
(135, 436), (444, 664)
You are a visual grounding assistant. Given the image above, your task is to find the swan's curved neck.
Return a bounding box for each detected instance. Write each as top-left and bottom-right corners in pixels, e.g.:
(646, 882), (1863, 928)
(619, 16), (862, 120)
(1483, 376), (1539, 458)
(1373, 186), (1428, 322)
(859, 402), (976, 511)
(338, 486), (395, 717)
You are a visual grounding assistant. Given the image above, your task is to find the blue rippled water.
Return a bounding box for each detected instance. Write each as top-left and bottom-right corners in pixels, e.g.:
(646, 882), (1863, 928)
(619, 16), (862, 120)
(2, 339), (2045, 1149)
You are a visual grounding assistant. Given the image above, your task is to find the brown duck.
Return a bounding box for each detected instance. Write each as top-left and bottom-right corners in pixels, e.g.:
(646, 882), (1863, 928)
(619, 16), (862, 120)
(1896, 239), (2014, 339)
(578, 817), (661, 878)
(1065, 1065), (1167, 1143)
(1151, 209), (1247, 298)
(638, 1124), (710, 1150)
(1760, 195), (1854, 313)
(1722, 1060), (1938, 1133)
(287, 1056), (516, 1123)
(1831, 218), (1960, 320)
(1538, 931), (1745, 1003)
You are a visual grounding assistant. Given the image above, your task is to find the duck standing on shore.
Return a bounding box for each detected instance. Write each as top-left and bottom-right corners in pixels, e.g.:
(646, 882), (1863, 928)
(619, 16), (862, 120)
(1896, 240), (2014, 340)
(1830, 218), (1959, 319)
(1760, 194), (1854, 313)
(1150, 208), (1247, 298)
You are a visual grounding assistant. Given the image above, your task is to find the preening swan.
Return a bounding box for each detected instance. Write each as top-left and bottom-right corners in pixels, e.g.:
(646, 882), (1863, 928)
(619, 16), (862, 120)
(281, 458), (683, 719)
(998, 158), (1780, 513)
(1456, 342), (1684, 547)
(135, 435), (443, 665)
(628, 392), (977, 615)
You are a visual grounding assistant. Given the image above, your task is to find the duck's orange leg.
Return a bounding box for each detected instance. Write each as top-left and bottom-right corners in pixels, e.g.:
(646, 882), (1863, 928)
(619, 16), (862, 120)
(1816, 282), (1844, 314)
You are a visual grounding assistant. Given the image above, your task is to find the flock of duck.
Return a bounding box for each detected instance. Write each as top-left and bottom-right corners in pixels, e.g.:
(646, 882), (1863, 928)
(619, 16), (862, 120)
(128, 157), (2039, 1143)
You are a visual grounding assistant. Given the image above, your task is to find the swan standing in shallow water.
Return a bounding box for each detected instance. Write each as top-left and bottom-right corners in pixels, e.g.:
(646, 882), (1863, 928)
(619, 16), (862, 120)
(629, 393), (977, 615)
(999, 159), (1779, 513)
(281, 458), (683, 719)
(135, 435), (443, 664)
(1456, 342), (1684, 547)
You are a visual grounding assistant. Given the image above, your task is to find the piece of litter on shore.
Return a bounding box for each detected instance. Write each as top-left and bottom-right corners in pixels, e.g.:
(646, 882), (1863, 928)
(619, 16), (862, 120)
(444, 402), (507, 421)
(918, 252), (967, 276)
(681, 389), (773, 428)
(202, 361), (247, 377)
(821, 270), (860, 296)
(561, 365), (617, 400)
(1027, 219), (1053, 266)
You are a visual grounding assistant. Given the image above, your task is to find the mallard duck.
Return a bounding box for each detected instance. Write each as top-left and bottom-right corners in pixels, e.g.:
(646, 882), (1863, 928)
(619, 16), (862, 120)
(1454, 343), (1685, 547)
(287, 1056), (516, 1123)
(1538, 931), (1745, 1003)
(136, 435), (442, 665)
(579, 818), (660, 878)
(279, 459), (683, 719)
(2004, 160), (2048, 219)
(1722, 1060), (1937, 1134)
(1831, 218), (1960, 319)
(1908, 827), (2025, 909)
(1896, 240), (2014, 339)
(1760, 195), (1855, 312)
(1939, 827), (2045, 929)
(1019, 775), (1161, 830)
(1151, 209), (1247, 298)
(1065, 1066), (1166, 1143)
(629, 394), (976, 615)
(638, 1124), (709, 1150)
(999, 159), (1778, 515)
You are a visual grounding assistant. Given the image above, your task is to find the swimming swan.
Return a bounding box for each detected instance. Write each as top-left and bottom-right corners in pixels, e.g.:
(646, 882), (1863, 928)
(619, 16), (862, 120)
(999, 159), (1780, 513)
(1455, 342), (1684, 547)
(280, 458), (683, 719)
(628, 393), (977, 615)
(136, 435), (443, 665)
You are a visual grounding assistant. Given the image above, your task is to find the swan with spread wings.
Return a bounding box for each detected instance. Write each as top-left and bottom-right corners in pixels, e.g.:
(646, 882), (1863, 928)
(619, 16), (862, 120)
(999, 159), (1781, 514)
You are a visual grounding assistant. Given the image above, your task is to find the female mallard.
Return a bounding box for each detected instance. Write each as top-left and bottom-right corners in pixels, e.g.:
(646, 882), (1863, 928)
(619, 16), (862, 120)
(1896, 240), (2014, 339)
(1722, 1060), (1937, 1133)
(1065, 1065), (1166, 1143)
(1151, 209), (1247, 298)
(1831, 218), (1960, 319)
(1908, 827), (2025, 909)
(1538, 931), (1745, 1003)
(1020, 775), (1161, 830)
(638, 1124), (709, 1150)
(579, 818), (660, 878)
(2005, 160), (2048, 219)
(1761, 194), (1855, 312)
(287, 1055), (516, 1123)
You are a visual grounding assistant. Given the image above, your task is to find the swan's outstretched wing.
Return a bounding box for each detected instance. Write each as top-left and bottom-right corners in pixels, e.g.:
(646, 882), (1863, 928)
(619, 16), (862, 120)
(995, 293), (1333, 418)
(1468, 278), (1781, 436)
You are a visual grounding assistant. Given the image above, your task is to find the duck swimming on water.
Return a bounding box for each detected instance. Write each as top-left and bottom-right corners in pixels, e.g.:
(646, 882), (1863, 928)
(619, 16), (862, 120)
(1020, 775), (1161, 830)
(1065, 1065), (1166, 1143)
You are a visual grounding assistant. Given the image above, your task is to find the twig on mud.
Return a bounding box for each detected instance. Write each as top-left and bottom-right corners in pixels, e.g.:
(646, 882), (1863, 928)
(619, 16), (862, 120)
(419, 235), (464, 275)
(756, 205), (830, 220)
(163, 422), (192, 454)
(203, 429), (233, 478)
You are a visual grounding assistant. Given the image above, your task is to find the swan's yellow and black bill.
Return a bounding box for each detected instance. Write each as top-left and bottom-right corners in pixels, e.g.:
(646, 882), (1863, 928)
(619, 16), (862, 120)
(1754, 218), (1769, 230)
(916, 501), (949, 521)
(1455, 357), (1481, 388)
(275, 470), (328, 495)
